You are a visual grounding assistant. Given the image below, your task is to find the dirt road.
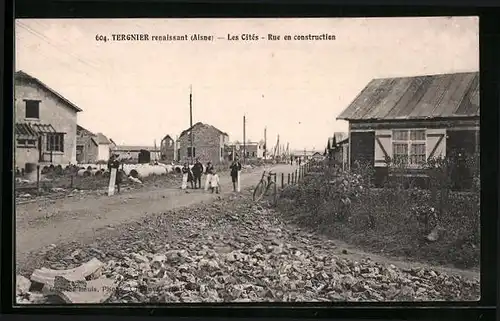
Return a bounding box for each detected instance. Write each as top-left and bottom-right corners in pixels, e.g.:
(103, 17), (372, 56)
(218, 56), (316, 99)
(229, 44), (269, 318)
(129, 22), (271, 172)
(16, 164), (297, 263)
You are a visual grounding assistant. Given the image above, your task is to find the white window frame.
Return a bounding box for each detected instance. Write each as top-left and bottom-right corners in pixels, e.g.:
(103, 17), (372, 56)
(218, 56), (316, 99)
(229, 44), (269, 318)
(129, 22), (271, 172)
(391, 129), (427, 168)
(17, 138), (37, 148)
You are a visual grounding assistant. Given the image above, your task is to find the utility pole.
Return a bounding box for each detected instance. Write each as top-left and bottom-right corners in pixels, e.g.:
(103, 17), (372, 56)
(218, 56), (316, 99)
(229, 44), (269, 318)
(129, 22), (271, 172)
(276, 134), (280, 161)
(243, 115), (246, 164)
(189, 85), (193, 165)
(264, 127), (267, 159)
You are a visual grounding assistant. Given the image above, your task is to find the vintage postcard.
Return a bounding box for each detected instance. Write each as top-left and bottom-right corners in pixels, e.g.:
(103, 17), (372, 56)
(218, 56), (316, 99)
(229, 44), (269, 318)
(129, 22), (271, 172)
(14, 17), (479, 304)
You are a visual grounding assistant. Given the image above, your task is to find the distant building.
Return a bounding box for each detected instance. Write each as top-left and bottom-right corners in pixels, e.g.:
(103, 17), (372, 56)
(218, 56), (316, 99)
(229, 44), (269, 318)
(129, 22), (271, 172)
(177, 122), (229, 164)
(160, 134), (176, 162)
(337, 71), (479, 188)
(227, 141), (265, 160)
(311, 151), (325, 161)
(14, 70), (82, 170)
(112, 145), (160, 163)
(76, 125), (112, 163)
(327, 132), (349, 169)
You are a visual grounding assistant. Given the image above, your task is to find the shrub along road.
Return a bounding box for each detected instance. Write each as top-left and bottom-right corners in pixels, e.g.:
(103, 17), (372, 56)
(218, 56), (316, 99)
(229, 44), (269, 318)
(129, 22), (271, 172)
(16, 164), (297, 266)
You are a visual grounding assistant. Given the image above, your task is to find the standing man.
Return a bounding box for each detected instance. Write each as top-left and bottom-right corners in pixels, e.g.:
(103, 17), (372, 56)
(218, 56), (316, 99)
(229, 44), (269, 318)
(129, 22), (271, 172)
(192, 158), (204, 189)
(230, 157), (242, 192)
(108, 154), (122, 194)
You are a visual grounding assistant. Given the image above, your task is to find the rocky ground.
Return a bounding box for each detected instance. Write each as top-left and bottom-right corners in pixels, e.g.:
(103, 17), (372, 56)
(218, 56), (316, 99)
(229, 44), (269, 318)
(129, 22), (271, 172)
(17, 190), (480, 304)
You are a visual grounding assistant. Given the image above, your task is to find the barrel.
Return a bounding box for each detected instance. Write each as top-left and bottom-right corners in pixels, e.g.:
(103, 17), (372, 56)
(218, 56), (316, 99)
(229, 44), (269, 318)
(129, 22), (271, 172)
(25, 162), (38, 182)
(25, 162), (37, 174)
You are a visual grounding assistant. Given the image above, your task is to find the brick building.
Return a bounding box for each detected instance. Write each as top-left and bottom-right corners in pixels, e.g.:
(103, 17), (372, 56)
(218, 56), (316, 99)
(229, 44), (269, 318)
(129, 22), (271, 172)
(177, 122), (229, 164)
(14, 70), (82, 170)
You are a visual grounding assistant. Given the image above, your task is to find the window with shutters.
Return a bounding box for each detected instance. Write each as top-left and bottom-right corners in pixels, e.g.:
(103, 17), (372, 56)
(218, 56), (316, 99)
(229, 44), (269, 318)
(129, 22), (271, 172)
(392, 129), (426, 166)
(46, 133), (64, 152)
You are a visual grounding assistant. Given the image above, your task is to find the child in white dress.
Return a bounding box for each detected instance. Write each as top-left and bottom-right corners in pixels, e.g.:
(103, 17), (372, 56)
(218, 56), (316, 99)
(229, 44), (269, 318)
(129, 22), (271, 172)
(210, 169), (220, 194)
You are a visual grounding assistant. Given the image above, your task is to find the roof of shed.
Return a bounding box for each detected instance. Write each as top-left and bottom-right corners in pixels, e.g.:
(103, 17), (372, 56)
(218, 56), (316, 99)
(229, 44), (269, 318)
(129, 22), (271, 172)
(77, 125), (96, 137)
(337, 71), (479, 121)
(15, 70), (83, 112)
(94, 133), (111, 145)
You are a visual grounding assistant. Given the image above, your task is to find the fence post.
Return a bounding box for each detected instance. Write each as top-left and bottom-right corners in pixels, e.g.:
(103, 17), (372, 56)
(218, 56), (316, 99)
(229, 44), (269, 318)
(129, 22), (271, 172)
(273, 174), (277, 184)
(291, 172), (295, 184)
(36, 165), (40, 195)
(281, 173), (284, 188)
(287, 173), (290, 185)
(70, 174), (74, 189)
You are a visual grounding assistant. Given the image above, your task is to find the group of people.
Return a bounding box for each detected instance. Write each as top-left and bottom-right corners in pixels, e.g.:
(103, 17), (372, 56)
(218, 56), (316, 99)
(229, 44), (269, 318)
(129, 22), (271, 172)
(105, 153), (243, 195)
(181, 157), (242, 194)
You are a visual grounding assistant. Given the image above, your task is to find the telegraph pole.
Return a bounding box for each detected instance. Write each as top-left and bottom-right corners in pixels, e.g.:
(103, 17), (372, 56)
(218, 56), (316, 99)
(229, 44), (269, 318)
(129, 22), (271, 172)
(243, 115), (246, 164)
(264, 127), (267, 159)
(189, 85), (193, 165)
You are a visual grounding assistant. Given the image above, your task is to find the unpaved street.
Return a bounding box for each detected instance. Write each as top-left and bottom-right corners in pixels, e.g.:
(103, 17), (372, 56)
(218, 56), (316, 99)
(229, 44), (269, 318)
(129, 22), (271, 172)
(16, 164), (297, 264)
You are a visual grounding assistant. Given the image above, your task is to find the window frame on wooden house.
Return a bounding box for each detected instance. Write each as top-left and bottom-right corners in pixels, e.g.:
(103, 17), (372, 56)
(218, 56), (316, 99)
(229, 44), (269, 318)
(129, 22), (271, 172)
(392, 129), (426, 167)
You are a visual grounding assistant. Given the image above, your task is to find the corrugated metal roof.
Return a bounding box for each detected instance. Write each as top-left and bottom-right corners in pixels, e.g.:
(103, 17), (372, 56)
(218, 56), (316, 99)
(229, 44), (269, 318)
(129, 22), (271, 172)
(15, 70), (83, 112)
(337, 72), (479, 121)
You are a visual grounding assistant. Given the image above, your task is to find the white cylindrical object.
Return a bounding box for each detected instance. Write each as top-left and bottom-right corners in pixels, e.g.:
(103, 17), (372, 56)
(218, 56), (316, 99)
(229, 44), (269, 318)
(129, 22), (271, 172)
(237, 170), (241, 192)
(205, 174), (212, 191)
(181, 173), (188, 189)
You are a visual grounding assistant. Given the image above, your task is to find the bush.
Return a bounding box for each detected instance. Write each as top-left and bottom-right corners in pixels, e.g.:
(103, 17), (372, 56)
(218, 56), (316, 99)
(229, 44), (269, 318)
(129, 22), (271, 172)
(277, 155), (480, 269)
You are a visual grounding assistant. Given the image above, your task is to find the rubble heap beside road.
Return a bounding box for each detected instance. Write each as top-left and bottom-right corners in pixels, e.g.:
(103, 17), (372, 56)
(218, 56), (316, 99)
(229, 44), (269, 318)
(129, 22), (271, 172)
(16, 193), (479, 304)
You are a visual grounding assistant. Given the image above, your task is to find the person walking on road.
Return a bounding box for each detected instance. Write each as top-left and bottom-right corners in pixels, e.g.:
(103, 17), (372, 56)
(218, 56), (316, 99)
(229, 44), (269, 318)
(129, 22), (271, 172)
(204, 161), (214, 191)
(230, 158), (242, 192)
(107, 154), (122, 194)
(192, 158), (204, 189)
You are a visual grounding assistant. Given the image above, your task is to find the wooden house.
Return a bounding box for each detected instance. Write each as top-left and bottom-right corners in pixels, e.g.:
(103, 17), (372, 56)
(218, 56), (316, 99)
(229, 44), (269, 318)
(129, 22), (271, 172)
(337, 71), (479, 187)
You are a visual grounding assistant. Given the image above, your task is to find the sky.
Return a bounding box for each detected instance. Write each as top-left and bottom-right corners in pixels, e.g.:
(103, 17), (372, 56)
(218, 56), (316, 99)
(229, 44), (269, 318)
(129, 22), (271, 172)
(15, 17), (478, 151)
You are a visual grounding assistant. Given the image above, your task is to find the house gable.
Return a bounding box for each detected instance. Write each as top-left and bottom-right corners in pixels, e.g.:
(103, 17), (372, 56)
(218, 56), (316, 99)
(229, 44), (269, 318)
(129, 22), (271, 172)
(15, 70), (83, 113)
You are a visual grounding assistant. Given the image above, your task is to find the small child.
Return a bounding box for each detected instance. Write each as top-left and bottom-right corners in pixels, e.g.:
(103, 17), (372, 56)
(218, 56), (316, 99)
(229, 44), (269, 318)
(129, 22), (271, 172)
(210, 169), (220, 194)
